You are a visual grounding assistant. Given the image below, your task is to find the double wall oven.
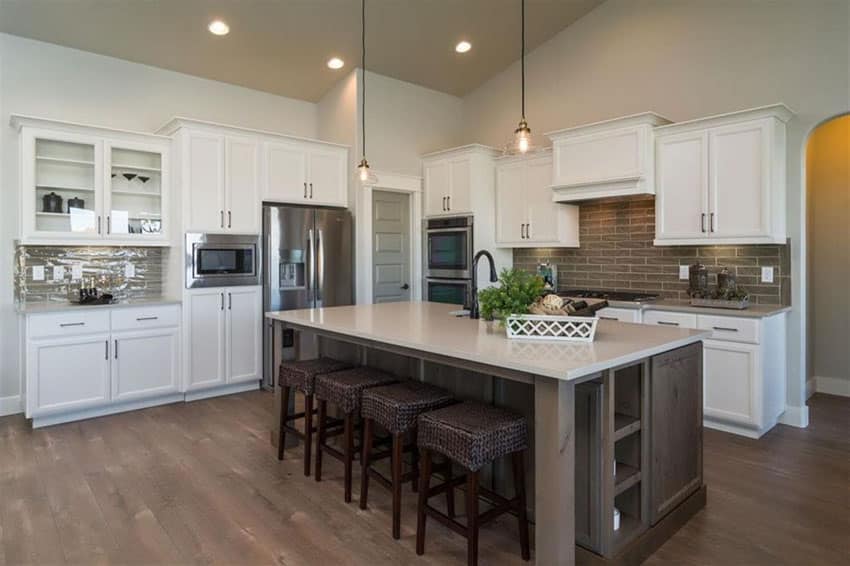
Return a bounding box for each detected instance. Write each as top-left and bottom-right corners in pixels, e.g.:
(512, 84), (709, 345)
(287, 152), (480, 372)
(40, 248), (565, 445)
(423, 215), (473, 307)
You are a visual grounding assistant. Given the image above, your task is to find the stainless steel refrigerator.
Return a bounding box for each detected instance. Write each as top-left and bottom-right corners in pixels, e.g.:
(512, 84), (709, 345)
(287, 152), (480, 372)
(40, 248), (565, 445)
(262, 204), (353, 389)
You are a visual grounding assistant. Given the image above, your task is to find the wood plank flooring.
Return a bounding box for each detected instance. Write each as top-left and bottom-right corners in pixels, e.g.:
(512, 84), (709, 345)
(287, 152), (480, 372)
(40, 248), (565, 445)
(1, 392), (847, 565)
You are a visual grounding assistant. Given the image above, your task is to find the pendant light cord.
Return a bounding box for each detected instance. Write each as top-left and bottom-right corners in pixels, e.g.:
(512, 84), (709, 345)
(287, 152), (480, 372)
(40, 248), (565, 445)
(521, 0), (525, 121)
(361, 0), (367, 160)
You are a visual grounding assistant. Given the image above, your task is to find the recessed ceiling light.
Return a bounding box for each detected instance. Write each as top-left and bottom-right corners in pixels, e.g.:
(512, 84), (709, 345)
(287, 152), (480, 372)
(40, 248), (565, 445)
(327, 57), (345, 70)
(455, 41), (472, 54)
(208, 20), (230, 36)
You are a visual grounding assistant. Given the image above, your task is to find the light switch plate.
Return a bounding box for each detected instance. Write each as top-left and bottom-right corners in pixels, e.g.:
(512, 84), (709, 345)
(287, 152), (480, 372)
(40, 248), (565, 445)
(71, 263), (83, 281)
(679, 265), (689, 280)
(761, 266), (774, 283)
(52, 266), (65, 282)
(124, 262), (136, 278)
(32, 266), (45, 281)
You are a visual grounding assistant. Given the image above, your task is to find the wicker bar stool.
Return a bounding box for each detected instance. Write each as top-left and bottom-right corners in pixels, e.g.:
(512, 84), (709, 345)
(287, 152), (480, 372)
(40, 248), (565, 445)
(314, 367), (398, 502)
(359, 381), (455, 539)
(277, 357), (354, 476)
(415, 401), (531, 566)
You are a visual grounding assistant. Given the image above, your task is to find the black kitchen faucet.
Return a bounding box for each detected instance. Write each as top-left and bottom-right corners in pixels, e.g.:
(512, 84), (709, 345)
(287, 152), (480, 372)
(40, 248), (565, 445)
(468, 250), (498, 319)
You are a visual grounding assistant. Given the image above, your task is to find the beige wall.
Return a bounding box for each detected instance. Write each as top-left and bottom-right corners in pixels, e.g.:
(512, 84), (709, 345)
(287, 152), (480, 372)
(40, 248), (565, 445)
(807, 115), (850, 393)
(460, 0), (850, 416)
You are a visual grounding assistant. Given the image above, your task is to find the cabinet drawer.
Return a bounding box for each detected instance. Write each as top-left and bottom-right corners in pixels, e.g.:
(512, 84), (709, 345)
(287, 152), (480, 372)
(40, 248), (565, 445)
(643, 310), (697, 329)
(697, 315), (759, 344)
(596, 307), (641, 323)
(111, 305), (181, 331)
(28, 310), (110, 339)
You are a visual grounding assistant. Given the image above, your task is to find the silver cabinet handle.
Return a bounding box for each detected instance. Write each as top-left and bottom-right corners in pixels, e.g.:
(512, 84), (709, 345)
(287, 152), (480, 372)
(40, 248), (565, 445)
(710, 212), (716, 233)
(114, 339), (118, 359)
(220, 210), (224, 228)
(701, 213), (706, 233)
(657, 320), (680, 326)
(220, 292), (224, 311)
(304, 182), (308, 198)
(599, 316), (618, 321)
(228, 210), (232, 228)
(107, 215), (111, 234)
(309, 183), (313, 199)
(97, 216), (102, 234)
(136, 316), (158, 321)
(446, 195), (451, 211)
(712, 326), (738, 332)
(520, 224), (525, 239)
(105, 340), (109, 360)
(442, 196), (446, 211)
(228, 292), (232, 310)
(526, 222), (532, 240)
(60, 322), (85, 327)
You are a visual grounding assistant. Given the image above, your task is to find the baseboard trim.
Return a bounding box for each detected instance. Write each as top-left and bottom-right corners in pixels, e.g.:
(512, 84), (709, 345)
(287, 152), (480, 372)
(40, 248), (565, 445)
(0, 395), (22, 417)
(805, 378), (817, 400)
(32, 393), (185, 429)
(815, 376), (850, 398)
(185, 381), (260, 402)
(778, 404), (810, 428)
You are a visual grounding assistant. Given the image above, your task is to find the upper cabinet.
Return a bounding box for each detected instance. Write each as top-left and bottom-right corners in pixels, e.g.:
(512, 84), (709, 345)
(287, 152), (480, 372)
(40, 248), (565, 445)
(547, 112), (671, 202)
(422, 145), (493, 217)
(264, 141), (347, 207)
(495, 151), (580, 248)
(14, 116), (171, 245)
(654, 104), (793, 246)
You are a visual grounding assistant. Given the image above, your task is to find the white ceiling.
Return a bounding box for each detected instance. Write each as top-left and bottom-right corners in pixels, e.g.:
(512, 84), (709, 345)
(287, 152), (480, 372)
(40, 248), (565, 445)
(0, 0), (604, 102)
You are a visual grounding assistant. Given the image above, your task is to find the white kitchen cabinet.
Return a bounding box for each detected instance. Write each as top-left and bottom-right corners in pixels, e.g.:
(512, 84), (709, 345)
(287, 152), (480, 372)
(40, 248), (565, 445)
(112, 327), (180, 401)
(185, 286), (261, 391)
(264, 141), (307, 203)
(226, 136), (261, 233)
(13, 116), (171, 246)
(423, 149), (479, 216)
(547, 112), (671, 202)
(264, 140), (347, 207)
(703, 339), (760, 429)
(654, 104), (792, 245)
(596, 307), (641, 323)
(306, 144), (348, 206)
(494, 151), (579, 248)
(642, 310), (697, 329)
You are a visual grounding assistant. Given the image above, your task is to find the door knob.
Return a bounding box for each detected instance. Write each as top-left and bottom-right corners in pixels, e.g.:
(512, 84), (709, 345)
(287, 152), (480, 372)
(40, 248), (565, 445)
(401, 283), (410, 290)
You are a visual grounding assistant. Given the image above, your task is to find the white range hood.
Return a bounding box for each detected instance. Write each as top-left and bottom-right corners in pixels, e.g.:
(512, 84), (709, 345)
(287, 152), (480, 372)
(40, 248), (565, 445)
(545, 112), (672, 202)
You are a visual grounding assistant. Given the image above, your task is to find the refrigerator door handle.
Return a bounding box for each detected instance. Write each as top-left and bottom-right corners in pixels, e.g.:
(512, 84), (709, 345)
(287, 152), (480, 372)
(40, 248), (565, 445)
(307, 228), (316, 302)
(317, 228), (324, 305)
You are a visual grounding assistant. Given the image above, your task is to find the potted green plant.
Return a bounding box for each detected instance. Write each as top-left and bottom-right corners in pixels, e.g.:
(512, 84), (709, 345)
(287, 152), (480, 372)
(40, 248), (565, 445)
(477, 268), (545, 322)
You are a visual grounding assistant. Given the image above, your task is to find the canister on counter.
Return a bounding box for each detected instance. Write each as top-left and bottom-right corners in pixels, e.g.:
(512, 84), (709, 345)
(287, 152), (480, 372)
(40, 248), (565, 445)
(688, 262), (709, 297)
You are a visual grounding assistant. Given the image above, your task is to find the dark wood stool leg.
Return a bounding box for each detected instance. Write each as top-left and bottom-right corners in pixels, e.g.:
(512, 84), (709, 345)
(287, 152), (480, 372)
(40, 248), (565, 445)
(445, 461), (455, 519)
(359, 417), (374, 510)
(391, 432), (403, 539)
(343, 413), (354, 503)
(410, 428), (419, 493)
(277, 384), (290, 460)
(303, 393), (314, 476)
(466, 471), (480, 566)
(315, 399), (327, 482)
(512, 451), (531, 561)
(416, 448), (432, 556)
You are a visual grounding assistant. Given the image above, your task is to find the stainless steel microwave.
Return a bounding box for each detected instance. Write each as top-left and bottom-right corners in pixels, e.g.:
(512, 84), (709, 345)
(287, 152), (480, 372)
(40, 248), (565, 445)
(186, 233), (261, 288)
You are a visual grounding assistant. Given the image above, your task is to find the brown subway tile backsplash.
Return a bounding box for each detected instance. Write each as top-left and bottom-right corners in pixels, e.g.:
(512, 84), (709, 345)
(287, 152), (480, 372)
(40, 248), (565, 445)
(514, 196), (791, 305)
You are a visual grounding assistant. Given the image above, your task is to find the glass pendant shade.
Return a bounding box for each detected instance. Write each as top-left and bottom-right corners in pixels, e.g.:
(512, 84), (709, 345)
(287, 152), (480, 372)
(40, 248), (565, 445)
(358, 157), (377, 185)
(515, 119), (531, 154)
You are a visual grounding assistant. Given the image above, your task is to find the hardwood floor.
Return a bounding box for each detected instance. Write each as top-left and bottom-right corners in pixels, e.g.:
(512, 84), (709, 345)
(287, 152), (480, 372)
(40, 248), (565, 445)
(1, 392), (847, 565)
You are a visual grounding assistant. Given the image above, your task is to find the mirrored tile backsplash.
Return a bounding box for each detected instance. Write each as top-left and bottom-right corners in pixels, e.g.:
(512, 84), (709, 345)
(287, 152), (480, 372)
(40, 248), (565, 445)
(15, 245), (168, 307)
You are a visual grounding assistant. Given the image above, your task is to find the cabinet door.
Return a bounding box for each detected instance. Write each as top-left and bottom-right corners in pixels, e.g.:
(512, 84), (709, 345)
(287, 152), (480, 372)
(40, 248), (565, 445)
(225, 136), (260, 233)
(703, 339), (760, 427)
(105, 140), (169, 242)
(495, 161), (526, 244)
(307, 146), (348, 206)
(447, 159), (472, 214)
(424, 160), (450, 216)
(264, 141), (308, 203)
(186, 131), (225, 232)
(708, 120), (770, 239)
(655, 131), (708, 241)
(27, 334), (111, 416)
(525, 156), (559, 242)
(186, 289), (227, 390)
(226, 287), (262, 384)
(650, 343), (703, 524)
(112, 328), (180, 401)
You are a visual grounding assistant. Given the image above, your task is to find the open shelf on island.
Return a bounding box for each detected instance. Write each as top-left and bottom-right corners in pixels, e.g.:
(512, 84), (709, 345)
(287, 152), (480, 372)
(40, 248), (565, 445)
(614, 413), (641, 441)
(614, 462), (641, 495)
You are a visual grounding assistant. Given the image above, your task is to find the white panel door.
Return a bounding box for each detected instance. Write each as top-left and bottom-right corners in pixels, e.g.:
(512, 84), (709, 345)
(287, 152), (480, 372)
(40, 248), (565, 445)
(703, 340), (760, 427)
(424, 161), (450, 216)
(226, 286), (262, 384)
(27, 334), (111, 416)
(447, 159), (472, 214)
(307, 147), (347, 206)
(112, 328), (180, 401)
(186, 131), (225, 232)
(656, 131), (708, 240)
(225, 136), (260, 233)
(186, 289), (227, 390)
(525, 156), (559, 243)
(709, 120), (770, 239)
(264, 141), (308, 203)
(495, 161), (526, 244)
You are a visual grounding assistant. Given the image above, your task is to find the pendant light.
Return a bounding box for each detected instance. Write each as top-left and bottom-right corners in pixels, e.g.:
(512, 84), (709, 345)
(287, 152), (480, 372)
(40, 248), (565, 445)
(357, 0), (377, 185)
(506, 0), (535, 155)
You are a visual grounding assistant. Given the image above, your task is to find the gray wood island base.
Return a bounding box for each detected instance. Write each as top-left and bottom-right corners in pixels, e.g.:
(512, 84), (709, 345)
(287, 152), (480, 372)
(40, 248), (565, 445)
(266, 302), (709, 565)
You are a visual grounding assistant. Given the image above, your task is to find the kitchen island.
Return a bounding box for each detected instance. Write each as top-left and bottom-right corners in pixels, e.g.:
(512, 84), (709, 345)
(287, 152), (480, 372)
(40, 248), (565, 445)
(266, 301), (709, 565)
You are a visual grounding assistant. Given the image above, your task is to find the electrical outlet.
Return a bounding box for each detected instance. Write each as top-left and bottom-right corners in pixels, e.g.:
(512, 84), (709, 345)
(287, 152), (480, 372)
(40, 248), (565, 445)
(125, 262), (136, 278)
(761, 266), (774, 283)
(32, 266), (45, 281)
(52, 266), (65, 282)
(679, 265), (689, 280)
(71, 263), (83, 281)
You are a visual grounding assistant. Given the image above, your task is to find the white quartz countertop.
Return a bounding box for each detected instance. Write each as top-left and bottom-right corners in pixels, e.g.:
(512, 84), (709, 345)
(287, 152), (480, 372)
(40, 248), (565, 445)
(600, 299), (791, 318)
(266, 302), (708, 381)
(18, 297), (182, 314)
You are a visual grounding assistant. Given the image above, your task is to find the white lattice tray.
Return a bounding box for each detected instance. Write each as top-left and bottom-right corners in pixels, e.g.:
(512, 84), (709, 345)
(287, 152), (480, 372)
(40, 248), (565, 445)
(505, 314), (598, 342)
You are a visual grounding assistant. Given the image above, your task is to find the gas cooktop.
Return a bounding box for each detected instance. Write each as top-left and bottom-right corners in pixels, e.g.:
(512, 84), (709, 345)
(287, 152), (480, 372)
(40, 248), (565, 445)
(561, 289), (659, 303)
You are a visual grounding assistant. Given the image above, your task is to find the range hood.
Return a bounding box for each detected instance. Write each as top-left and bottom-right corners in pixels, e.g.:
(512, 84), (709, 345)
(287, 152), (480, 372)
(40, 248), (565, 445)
(545, 112), (671, 202)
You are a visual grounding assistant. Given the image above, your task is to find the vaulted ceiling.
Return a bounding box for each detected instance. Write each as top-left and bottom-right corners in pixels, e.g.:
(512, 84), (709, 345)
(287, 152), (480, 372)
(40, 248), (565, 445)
(0, 0), (603, 101)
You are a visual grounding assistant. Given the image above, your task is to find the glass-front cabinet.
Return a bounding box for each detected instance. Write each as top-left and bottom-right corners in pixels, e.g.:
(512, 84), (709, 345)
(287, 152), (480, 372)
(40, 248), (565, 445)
(16, 117), (170, 245)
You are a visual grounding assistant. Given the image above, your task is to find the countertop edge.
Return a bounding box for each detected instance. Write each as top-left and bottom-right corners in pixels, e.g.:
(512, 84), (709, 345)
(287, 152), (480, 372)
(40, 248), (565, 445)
(18, 298), (183, 315)
(603, 300), (791, 318)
